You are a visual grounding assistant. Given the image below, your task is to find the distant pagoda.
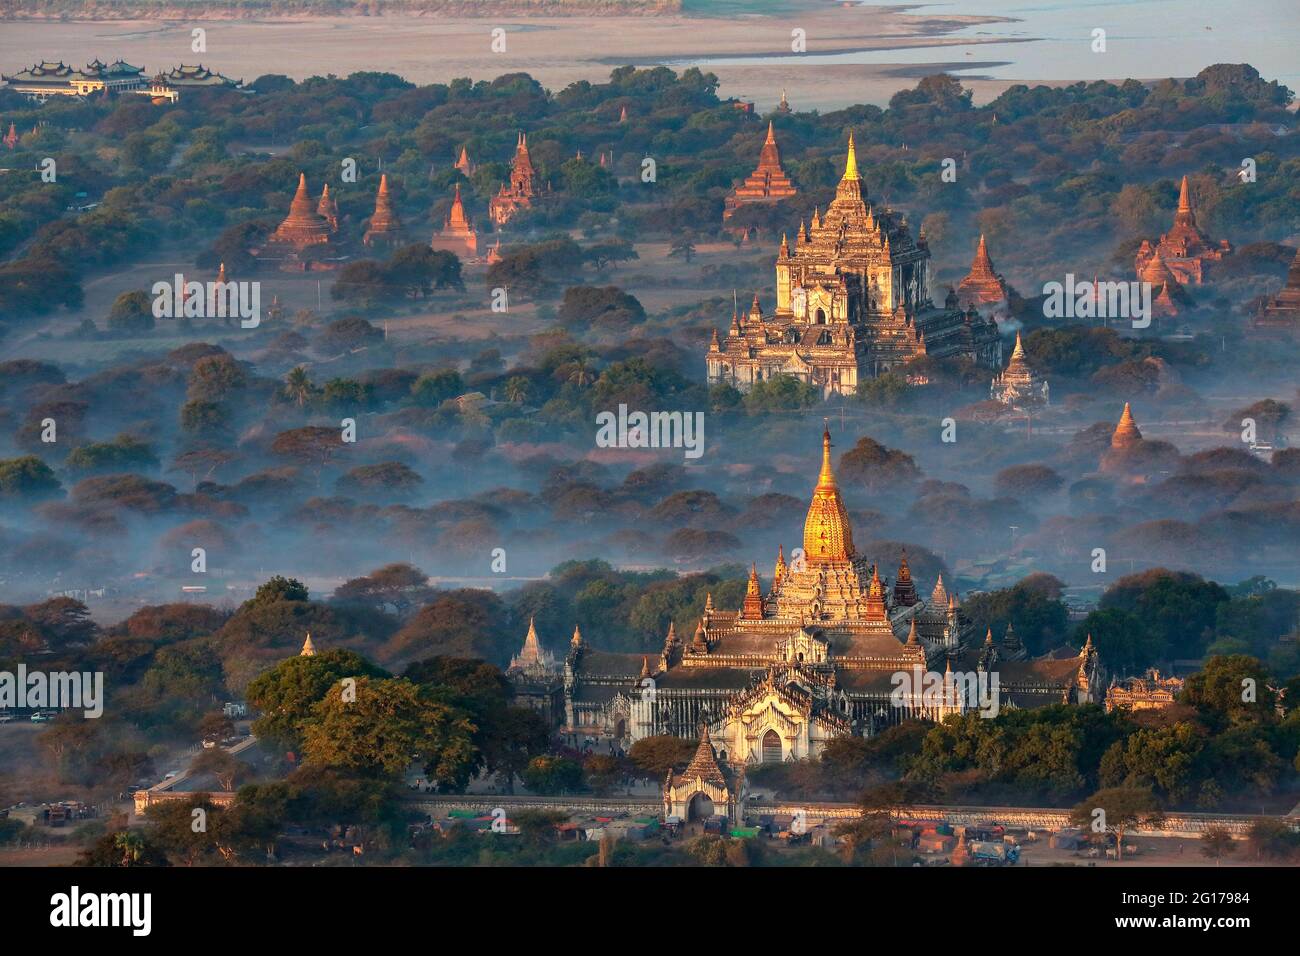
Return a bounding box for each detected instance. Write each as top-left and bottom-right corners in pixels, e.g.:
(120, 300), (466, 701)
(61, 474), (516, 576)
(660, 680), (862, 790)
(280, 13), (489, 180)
(723, 121), (798, 220)
(362, 173), (402, 246)
(430, 182), (479, 258)
(1135, 175), (1231, 285)
(956, 234), (1009, 308)
(990, 331), (1049, 406)
(488, 131), (539, 229)
(317, 183), (339, 233)
(1111, 402), (1142, 449)
(266, 173), (333, 249)
(1253, 245), (1300, 333)
(3, 123), (17, 149)
(454, 145), (475, 177)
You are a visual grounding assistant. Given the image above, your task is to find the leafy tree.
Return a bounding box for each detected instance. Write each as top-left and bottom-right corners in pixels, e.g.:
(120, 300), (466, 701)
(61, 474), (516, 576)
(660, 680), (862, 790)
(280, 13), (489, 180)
(1070, 787), (1162, 861)
(301, 676), (478, 787)
(246, 648), (388, 752)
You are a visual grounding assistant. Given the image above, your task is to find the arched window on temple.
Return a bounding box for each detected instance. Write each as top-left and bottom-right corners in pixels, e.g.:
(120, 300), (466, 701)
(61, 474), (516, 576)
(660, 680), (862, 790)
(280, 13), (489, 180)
(762, 729), (782, 763)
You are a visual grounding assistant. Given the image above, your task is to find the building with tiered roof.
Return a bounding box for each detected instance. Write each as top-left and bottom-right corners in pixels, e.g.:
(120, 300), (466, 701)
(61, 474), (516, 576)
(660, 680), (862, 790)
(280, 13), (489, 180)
(707, 134), (1001, 398)
(431, 183), (479, 258)
(3, 59), (146, 99)
(507, 618), (564, 723)
(1135, 175), (1231, 285)
(545, 425), (1098, 758)
(158, 64), (242, 89)
(488, 132), (540, 229)
(1253, 245), (1300, 333)
(664, 727), (741, 824)
(956, 234), (1009, 308)
(317, 184), (339, 234)
(722, 121), (798, 220)
(362, 174), (402, 246)
(990, 332), (1049, 407)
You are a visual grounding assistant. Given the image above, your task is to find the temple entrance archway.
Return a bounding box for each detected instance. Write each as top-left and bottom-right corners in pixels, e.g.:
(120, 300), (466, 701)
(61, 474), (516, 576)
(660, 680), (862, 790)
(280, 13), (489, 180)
(762, 729), (782, 763)
(687, 792), (714, 820)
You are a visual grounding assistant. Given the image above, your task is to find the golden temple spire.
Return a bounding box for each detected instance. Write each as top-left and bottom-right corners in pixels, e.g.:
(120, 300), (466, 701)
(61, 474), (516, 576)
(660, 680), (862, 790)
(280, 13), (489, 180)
(802, 421), (856, 563)
(1011, 330), (1025, 360)
(842, 131), (860, 182)
(765, 119), (776, 145)
(1177, 174), (1191, 213)
(300, 632), (316, 656)
(571, 624), (583, 647)
(906, 617), (919, 646)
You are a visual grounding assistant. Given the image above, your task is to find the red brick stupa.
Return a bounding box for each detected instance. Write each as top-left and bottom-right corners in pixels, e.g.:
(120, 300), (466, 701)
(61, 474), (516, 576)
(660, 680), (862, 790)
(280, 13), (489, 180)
(362, 173), (402, 246)
(430, 182), (478, 258)
(956, 234), (1009, 308)
(266, 173), (333, 249)
(317, 183), (339, 233)
(723, 121), (798, 220)
(3, 123), (16, 150)
(1134, 175), (1231, 285)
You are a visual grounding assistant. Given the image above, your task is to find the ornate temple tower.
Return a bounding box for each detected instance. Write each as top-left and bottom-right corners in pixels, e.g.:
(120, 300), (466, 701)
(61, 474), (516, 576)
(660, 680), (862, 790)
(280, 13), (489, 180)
(990, 331), (1050, 406)
(362, 173), (402, 246)
(707, 133), (1000, 398)
(488, 131), (539, 228)
(723, 120), (798, 220)
(1134, 175), (1231, 285)
(430, 182), (479, 258)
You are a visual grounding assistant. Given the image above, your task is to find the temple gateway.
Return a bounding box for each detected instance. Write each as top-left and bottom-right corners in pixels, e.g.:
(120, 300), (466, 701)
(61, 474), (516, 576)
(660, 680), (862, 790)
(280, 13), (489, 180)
(707, 134), (1002, 398)
(508, 426), (1102, 762)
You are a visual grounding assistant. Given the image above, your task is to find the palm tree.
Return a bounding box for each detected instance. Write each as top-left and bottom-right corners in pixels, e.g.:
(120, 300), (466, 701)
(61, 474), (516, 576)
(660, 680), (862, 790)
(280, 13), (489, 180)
(115, 831), (146, 866)
(567, 357), (594, 389)
(284, 366), (314, 408)
(504, 376), (529, 404)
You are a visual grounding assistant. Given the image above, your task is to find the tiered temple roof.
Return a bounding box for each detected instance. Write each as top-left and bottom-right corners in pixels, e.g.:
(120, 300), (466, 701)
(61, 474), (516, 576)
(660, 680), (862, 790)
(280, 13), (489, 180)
(430, 183), (479, 258)
(2, 59), (147, 98)
(708, 133), (1001, 398)
(317, 183), (339, 233)
(956, 234), (1009, 308)
(1135, 175), (1231, 285)
(159, 64), (242, 88)
(363, 173), (402, 246)
(722, 121), (798, 220)
(266, 173), (333, 249)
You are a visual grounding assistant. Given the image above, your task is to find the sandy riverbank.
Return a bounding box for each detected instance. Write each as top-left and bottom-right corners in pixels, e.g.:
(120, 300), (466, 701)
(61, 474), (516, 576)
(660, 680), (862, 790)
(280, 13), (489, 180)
(0, 5), (1034, 109)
